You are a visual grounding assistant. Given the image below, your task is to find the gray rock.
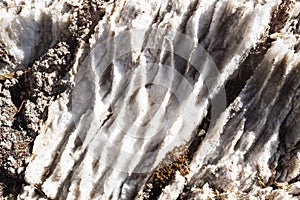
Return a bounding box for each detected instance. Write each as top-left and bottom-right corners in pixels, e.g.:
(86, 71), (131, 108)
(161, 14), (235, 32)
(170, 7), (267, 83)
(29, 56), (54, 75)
(0, 0), (299, 199)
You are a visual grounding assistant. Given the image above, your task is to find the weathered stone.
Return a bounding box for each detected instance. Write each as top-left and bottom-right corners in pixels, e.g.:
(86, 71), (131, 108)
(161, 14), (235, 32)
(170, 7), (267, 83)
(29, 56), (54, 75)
(0, 0), (299, 199)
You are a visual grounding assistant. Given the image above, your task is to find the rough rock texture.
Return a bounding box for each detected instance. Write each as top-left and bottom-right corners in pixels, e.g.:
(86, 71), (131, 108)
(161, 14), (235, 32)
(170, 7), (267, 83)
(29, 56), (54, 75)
(0, 0), (299, 199)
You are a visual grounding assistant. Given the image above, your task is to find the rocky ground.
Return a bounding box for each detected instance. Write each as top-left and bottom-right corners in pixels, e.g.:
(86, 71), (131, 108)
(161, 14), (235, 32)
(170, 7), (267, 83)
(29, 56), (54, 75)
(0, 0), (299, 199)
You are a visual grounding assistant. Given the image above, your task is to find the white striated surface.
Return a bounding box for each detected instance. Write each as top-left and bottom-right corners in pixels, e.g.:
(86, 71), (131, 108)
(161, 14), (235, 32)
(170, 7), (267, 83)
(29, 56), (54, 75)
(0, 0), (72, 72)
(2, 0), (297, 199)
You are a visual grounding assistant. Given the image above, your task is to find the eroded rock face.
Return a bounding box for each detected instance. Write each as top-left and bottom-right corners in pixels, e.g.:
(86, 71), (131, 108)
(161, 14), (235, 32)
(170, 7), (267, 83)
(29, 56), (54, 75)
(0, 0), (299, 199)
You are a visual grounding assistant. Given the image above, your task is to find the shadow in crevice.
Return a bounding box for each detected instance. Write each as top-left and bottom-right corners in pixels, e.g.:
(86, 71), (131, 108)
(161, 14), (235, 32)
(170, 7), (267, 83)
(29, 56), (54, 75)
(0, 167), (25, 199)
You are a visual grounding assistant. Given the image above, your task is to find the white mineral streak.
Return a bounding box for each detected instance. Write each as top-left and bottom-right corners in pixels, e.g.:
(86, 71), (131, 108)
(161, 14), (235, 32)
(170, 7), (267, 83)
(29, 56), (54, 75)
(165, 29), (300, 200)
(0, 0), (71, 72)
(14, 0), (300, 199)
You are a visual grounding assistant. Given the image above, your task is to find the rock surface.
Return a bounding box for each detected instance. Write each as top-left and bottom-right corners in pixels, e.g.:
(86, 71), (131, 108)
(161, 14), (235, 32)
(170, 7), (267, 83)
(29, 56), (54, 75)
(0, 0), (299, 199)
